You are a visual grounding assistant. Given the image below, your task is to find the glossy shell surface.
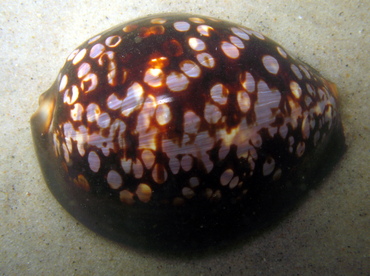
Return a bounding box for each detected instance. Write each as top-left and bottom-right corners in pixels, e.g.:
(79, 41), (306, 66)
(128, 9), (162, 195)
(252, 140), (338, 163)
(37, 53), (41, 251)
(31, 13), (345, 251)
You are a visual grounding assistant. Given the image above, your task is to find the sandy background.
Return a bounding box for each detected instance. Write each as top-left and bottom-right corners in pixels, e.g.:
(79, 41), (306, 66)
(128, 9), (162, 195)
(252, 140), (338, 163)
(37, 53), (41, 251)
(1, 0), (369, 275)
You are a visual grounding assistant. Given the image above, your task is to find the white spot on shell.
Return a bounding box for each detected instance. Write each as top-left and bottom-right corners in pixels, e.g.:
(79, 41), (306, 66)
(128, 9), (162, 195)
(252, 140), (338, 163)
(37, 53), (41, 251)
(105, 35), (122, 47)
(196, 53), (215, 68)
(136, 184), (152, 203)
(221, 42), (239, 59)
(59, 75), (68, 92)
(88, 151), (101, 172)
(119, 190), (135, 205)
(156, 103), (172, 125)
(77, 63), (91, 79)
(263, 55), (279, 75)
(189, 17), (205, 24)
(231, 27), (250, 40)
(302, 115), (310, 139)
(107, 170), (122, 189)
(184, 111), (201, 134)
(121, 157), (132, 174)
(241, 72), (255, 93)
(189, 37), (206, 51)
(133, 160), (144, 179)
(230, 36), (245, 49)
(229, 176), (239, 189)
(273, 168), (282, 181)
(255, 81), (281, 125)
(220, 169), (234, 186)
(180, 60), (201, 78)
(213, 190), (222, 200)
(202, 156), (214, 173)
(290, 81), (302, 99)
(88, 35), (101, 44)
(291, 64), (303, 80)
(63, 122), (74, 153)
(74, 174), (90, 191)
(218, 144), (230, 160)
(107, 93), (122, 110)
(169, 157), (180, 174)
(325, 105), (334, 129)
(63, 85), (79, 105)
(210, 83), (228, 105)
(263, 157), (275, 176)
(67, 49), (79, 61)
(62, 143), (70, 164)
(204, 188), (213, 199)
(152, 164), (167, 184)
(151, 18), (167, 24)
(72, 48), (87, 65)
(142, 149), (155, 169)
(75, 125), (87, 156)
(97, 112), (111, 128)
(182, 187), (194, 199)
(136, 102), (154, 137)
(306, 83), (316, 96)
(204, 103), (221, 124)
(251, 134), (262, 148)
(81, 73), (98, 93)
(122, 25), (137, 33)
(90, 43), (105, 58)
(268, 126), (278, 137)
(156, 95), (173, 105)
(237, 90), (251, 113)
(252, 30), (265, 40)
(173, 21), (190, 32)
(277, 46), (287, 58)
(189, 177), (200, 188)
(310, 117), (316, 129)
(166, 72), (189, 92)
(299, 65), (311, 79)
(70, 103), (83, 121)
(304, 95), (313, 107)
(296, 141), (306, 157)
(279, 124), (288, 139)
(86, 103), (100, 122)
(181, 155), (193, 171)
(197, 25), (213, 36)
(121, 82), (144, 116)
(144, 68), (164, 87)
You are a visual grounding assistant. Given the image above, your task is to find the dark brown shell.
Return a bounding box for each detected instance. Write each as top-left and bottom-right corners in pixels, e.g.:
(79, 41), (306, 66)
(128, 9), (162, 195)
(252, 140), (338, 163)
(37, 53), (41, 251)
(31, 13), (345, 251)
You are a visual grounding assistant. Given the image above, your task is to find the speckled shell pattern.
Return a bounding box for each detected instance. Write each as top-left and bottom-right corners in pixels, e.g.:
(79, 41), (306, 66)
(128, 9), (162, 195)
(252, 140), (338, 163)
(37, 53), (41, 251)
(31, 13), (344, 249)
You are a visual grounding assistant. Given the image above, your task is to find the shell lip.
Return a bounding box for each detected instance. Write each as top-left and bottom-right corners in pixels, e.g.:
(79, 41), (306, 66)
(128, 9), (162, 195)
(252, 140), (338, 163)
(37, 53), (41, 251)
(31, 80), (58, 136)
